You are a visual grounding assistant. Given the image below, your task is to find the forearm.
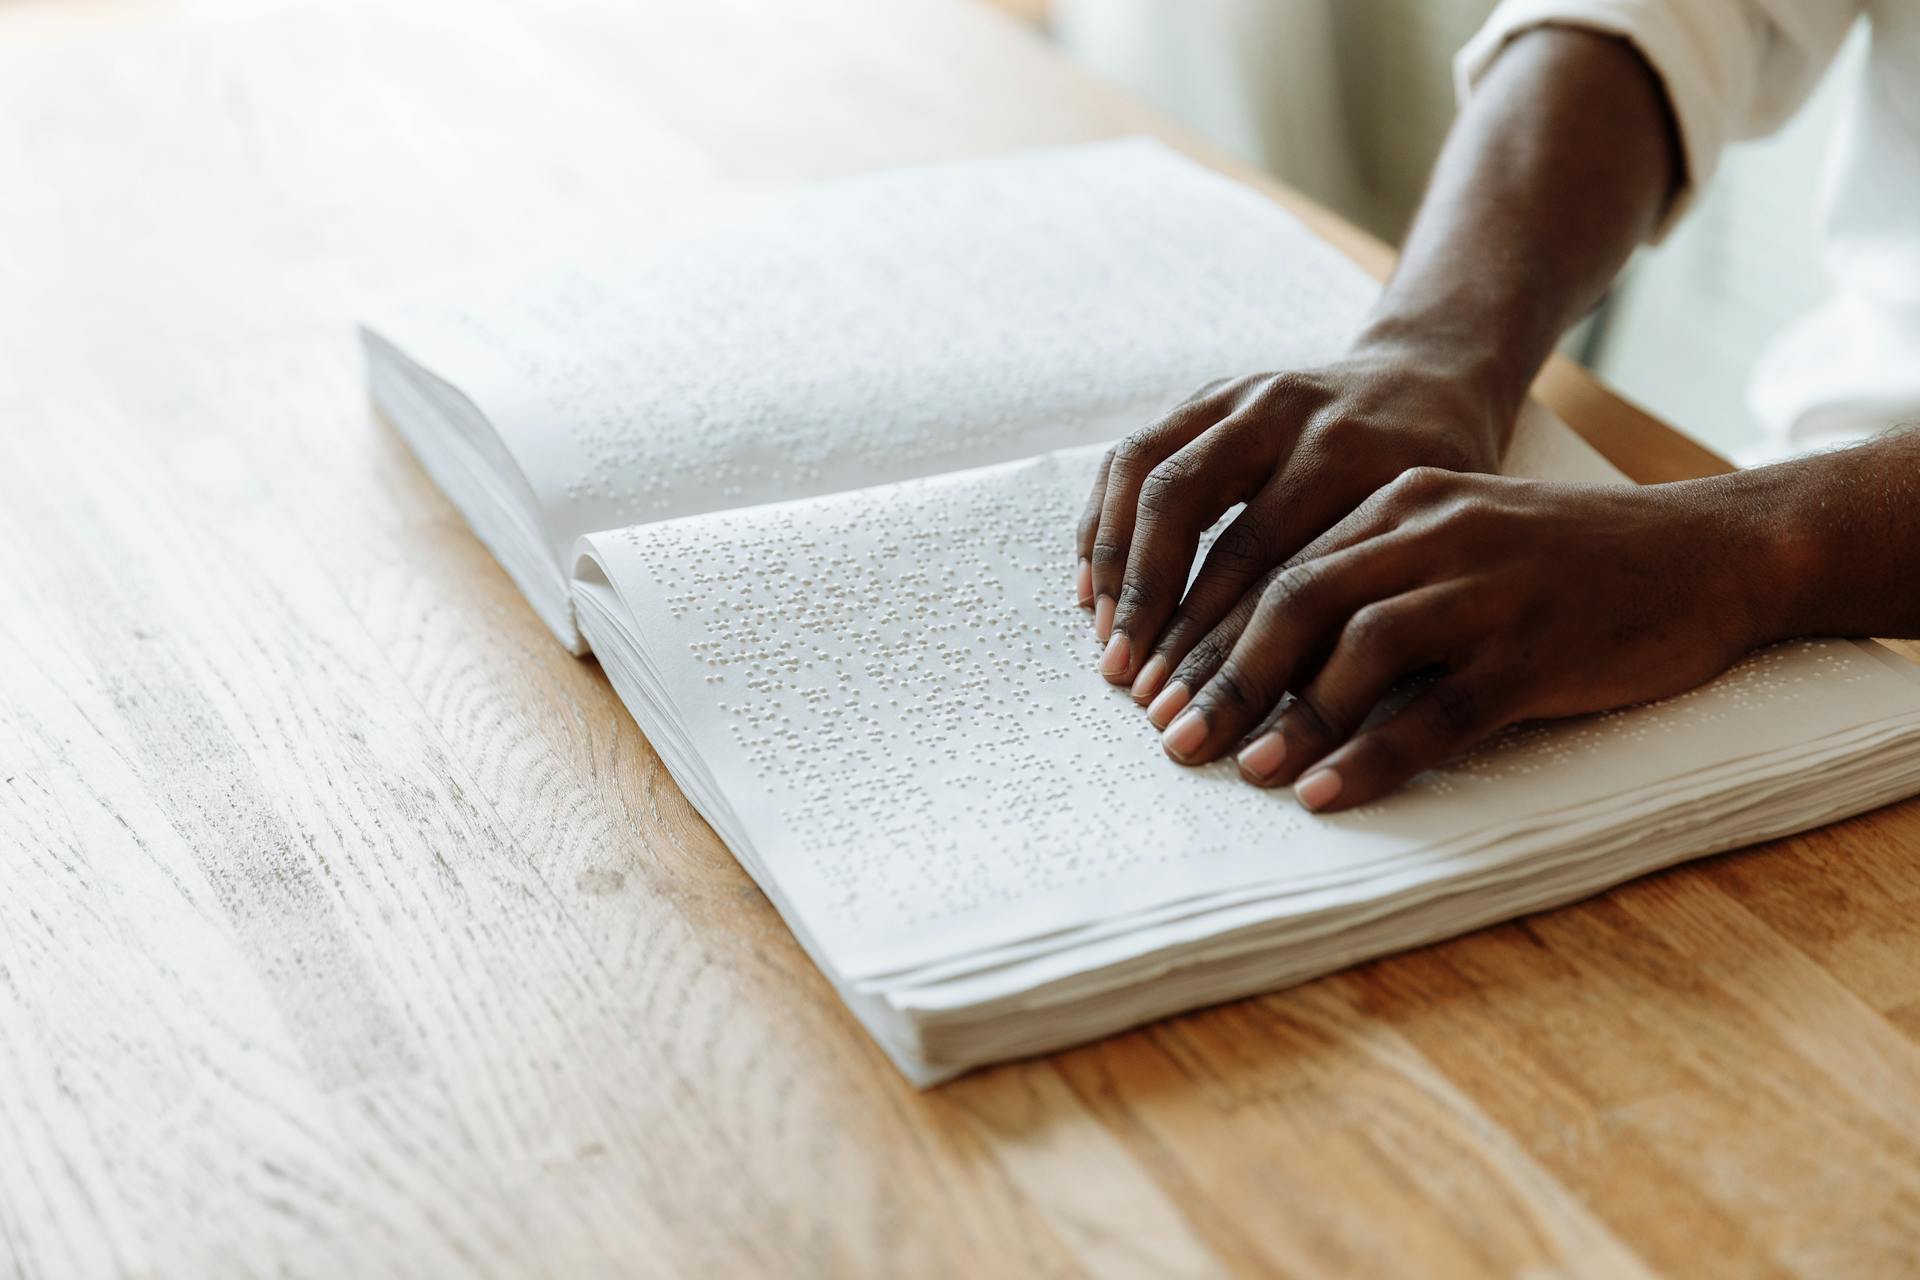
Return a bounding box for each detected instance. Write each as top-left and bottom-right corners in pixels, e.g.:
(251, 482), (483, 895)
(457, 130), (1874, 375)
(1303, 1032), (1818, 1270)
(1678, 432), (1920, 644)
(1356, 25), (1682, 444)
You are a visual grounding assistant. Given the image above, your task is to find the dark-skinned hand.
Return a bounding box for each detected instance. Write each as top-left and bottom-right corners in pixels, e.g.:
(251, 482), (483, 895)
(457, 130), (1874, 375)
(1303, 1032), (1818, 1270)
(1075, 350), (1505, 700)
(1141, 467), (1775, 812)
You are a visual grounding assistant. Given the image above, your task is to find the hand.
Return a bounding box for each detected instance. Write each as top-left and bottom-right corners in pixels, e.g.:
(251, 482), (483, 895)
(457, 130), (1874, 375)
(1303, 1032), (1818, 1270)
(1150, 468), (1779, 811)
(1074, 347), (1507, 707)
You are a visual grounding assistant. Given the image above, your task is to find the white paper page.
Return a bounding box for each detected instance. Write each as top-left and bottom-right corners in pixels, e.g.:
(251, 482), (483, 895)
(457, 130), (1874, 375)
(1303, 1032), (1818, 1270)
(876, 708), (1920, 1008)
(361, 138), (1384, 568)
(581, 443), (1920, 980)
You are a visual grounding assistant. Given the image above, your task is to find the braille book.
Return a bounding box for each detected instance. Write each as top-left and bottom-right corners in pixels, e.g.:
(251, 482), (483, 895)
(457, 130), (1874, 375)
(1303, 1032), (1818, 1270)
(362, 139), (1920, 1084)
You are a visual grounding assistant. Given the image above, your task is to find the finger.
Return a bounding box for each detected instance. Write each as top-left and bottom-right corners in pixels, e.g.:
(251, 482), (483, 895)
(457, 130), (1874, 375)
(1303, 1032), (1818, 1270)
(1126, 493), (1284, 704)
(1074, 448), (1114, 608)
(1133, 469), (1413, 706)
(1161, 543), (1419, 765)
(1089, 385), (1236, 639)
(1236, 585), (1467, 787)
(1292, 665), (1513, 812)
(1143, 568), (1264, 730)
(1103, 413), (1276, 687)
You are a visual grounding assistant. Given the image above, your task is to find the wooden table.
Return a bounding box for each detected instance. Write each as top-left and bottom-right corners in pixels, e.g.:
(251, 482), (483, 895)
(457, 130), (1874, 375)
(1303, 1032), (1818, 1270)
(3, 1), (1916, 1275)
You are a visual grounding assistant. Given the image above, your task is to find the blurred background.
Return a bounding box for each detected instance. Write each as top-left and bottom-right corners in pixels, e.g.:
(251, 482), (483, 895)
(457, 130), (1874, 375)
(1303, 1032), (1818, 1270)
(0, 0), (1863, 462)
(992, 0), (1866, 462)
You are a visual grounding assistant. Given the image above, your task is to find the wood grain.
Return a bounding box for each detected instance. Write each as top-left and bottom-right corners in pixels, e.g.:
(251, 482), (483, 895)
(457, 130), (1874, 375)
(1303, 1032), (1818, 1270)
(2, 0), (1916, 1276)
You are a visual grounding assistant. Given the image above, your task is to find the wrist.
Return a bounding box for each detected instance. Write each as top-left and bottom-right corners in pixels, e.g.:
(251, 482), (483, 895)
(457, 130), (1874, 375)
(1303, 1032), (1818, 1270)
(1344, 324), (1526, 466)
(1731, 464), (1844, 644)
(1351, 320), (1528, 429)
(1655, 468), (1827, 651)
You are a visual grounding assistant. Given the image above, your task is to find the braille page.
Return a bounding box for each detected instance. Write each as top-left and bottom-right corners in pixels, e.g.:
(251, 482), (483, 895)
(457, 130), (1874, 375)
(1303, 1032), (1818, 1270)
(873, 704), (1920, 1004)
(579, 444), (1920, 980)
(360, 138), (1380, 573)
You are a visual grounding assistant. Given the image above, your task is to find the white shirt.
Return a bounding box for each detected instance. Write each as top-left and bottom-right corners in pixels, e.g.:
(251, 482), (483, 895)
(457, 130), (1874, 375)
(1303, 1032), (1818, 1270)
(1458, 0), (1920, 461)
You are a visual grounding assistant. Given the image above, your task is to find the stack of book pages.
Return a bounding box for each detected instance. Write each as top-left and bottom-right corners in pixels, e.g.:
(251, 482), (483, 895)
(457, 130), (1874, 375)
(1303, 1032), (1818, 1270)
(363, 139), (1920, 1084)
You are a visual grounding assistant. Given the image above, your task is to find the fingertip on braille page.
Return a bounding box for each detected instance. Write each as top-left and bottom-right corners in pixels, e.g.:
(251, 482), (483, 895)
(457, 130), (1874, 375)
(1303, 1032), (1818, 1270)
(1093, 594), (1115, 641)
(1075, 557), (1093, 607)
(1237, 731), (1285, 784)
(1162, 707), (1206, 761)
(1099, 631), (1131, 680)
(1130, 654), (1168, 702)
(1146, 680), (1190, 729)
(1295, 768), (1343, 811)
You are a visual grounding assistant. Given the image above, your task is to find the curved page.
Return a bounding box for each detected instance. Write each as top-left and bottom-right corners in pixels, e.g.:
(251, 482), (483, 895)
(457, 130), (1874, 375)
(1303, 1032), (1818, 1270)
(364, 138), (1383, 646)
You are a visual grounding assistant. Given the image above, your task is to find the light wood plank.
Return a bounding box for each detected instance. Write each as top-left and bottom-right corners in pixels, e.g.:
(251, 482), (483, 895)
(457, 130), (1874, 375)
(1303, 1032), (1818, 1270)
(4, 0), (1919, 1276)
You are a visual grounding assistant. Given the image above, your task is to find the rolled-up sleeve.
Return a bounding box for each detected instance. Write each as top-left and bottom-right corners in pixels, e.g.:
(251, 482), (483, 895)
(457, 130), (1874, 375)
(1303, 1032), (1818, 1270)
(1455, 0), (1865, 237)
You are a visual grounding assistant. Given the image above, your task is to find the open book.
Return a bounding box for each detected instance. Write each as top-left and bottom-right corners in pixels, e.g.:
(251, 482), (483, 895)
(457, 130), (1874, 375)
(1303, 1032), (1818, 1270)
(364, 140), (1920, 1084)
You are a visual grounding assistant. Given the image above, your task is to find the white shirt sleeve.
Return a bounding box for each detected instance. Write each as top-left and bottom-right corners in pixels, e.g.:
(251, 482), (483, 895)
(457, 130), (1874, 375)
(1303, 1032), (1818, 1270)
(1455, 0), (1865, 237)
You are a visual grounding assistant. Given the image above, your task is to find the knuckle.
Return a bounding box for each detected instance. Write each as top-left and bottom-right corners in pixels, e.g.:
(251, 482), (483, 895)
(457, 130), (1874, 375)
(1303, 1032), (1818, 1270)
(1217, 371), (1267, 401)
(1305, 411), (1371, 451)
(1089, 537), (1130, 574)
(1110, 430), (1160, 475)
(1388, 464), (1455, 504)
(1207, 663), (1259, 713)
(1115, 580), (1160, 617)
(1205, 517), (1273, 575)
(1437, 491), (1502, 534)
(1177, 633), (1230, 684)
(1260, 562), (1323, 615)
(1342, 602), (1407, 662)
(1256, 370), (1314, 403)
(1137, 462), (1188, 517)
(1248, 373), (1324, 427)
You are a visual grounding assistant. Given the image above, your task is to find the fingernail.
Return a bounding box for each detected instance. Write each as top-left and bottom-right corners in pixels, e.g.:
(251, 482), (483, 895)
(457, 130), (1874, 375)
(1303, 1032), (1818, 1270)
(1237, 731), (1286, 783)
(1094, 594), (1115, 641)
(1161, 707), (1206, 760)
(1099, 631), (1131, 680)
(1146, 680), (1190, 729)
(1075, 558), (1092, 606)
(1130, 654), (1168, 702)
(1295, 768), (1343, 811)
